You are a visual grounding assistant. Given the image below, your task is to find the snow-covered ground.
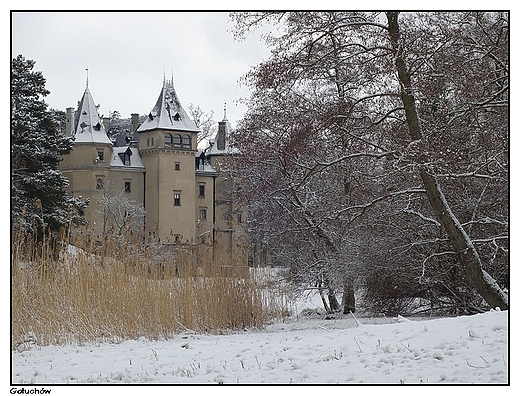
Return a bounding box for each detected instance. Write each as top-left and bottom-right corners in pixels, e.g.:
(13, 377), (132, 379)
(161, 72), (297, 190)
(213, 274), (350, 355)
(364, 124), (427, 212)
(11, 306), (508, 385)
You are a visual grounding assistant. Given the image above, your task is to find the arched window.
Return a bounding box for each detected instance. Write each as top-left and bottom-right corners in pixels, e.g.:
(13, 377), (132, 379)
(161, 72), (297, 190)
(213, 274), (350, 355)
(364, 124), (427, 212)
(173, 133), (182, 146)
(182, 134), (191, 148)
(164, 133), (173, 147)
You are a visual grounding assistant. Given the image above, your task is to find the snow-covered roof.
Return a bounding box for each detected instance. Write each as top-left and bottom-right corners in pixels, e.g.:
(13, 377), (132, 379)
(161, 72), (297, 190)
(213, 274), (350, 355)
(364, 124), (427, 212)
(195, 150), (218, 176)
(110, 146), (145, 169)
(73, 86), (112, 145)
(137, 79), (200, 134)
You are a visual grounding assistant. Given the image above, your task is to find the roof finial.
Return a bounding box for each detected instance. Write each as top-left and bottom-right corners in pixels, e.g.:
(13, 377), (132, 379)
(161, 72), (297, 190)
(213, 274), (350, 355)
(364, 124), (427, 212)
(163, 67), (166, 84)
(171, 67), (174, 85)
(85, 68), (89, 88)
(223, 102), (228, 120)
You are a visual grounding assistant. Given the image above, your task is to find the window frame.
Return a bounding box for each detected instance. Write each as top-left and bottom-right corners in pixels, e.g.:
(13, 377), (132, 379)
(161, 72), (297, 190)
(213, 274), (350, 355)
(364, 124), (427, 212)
(198, 183), (206, 198)
(164, 133), (173, 147)
(173, 191), (181, 206)
(96, 150), (104, 162)
(182, 134), (191, 148)
(199, 206), (207, 221)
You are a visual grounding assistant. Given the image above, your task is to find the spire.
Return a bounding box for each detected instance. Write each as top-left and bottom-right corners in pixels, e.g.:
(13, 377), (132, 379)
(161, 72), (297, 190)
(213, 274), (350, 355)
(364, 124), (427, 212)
(72, 82), (112, 145)
(223, 102), (228, 121)
(136, 77), (199, 133)
(85, 68), (89, 88)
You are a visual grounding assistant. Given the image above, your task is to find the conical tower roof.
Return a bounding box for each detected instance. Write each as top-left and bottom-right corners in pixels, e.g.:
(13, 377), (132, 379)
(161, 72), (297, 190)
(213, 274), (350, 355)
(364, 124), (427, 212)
(137, 79), (200, 134)
(73, 85), (112, 145)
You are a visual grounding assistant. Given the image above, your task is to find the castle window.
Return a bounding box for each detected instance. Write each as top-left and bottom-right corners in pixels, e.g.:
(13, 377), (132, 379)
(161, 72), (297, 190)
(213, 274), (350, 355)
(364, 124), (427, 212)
(199, 207), (207, 221)
(173, 133), (182, 146)
(173, 191), (181, 206)
(182, 134), (191, 148)
(198, 183), (206, 198)
(164, 133), (173, 147)
(97, 150), (104, 162)
(96, 177), (104, 189)
(175, 162), (181, 171)
(124, 180), (131, 193)
(147, 137), (154, 147)
(174, 112), (181, 121)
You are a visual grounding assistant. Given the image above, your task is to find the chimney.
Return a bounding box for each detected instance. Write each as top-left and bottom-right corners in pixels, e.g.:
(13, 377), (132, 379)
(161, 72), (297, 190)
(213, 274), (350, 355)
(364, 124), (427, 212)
(66, 107), (75, 136)
(131, 113), (140, 133)
(217, 121), (226, 150)
(102, 116), (110, 134)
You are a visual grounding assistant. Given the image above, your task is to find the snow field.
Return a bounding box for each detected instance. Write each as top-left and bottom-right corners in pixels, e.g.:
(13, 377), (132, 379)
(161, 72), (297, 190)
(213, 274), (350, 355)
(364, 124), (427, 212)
(12, 309), (508, 384)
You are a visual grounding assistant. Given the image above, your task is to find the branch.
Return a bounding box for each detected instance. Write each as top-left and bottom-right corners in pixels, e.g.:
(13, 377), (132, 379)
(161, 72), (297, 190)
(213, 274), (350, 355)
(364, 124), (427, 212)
(324, 187), (426, 224)
(403, 208), (441, 227)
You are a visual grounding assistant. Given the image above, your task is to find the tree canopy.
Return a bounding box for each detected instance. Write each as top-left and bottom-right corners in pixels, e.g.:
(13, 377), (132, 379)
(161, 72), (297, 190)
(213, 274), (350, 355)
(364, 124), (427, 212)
(11, 54), (87, 240)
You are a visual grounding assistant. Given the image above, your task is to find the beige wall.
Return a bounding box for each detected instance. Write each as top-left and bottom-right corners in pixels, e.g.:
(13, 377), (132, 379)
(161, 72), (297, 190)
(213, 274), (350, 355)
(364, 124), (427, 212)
(61, 143), (145, 235)
(211, 155), (248, 268)
(138, 129), (198, 244)
(195, 173), (215, 266)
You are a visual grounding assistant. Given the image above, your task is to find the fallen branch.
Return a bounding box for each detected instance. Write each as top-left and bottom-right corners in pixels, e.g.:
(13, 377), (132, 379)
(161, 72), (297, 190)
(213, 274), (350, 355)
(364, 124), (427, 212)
(354, 336), (363, 353)
(350, 311), (362, 327)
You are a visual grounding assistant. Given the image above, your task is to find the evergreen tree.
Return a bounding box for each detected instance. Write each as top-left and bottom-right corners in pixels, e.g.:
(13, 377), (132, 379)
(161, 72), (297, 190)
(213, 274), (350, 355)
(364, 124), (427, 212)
(11, 54), (87, 240)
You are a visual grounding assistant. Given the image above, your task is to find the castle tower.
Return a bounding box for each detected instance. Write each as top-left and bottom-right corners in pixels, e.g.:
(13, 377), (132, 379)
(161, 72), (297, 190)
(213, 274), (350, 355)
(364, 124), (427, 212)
(61, 82), (145, 235)
(136, 78), (201, 245)
(61, 83), (114, 229)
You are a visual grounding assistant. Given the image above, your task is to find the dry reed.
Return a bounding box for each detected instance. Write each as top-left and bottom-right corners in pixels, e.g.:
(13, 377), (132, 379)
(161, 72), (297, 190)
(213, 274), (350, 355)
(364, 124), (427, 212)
(12, 226), (289, 348)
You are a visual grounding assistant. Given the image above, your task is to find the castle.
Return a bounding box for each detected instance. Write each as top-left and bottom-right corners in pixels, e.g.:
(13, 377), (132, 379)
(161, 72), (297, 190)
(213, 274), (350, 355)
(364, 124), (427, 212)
(60, 77), (247, 270)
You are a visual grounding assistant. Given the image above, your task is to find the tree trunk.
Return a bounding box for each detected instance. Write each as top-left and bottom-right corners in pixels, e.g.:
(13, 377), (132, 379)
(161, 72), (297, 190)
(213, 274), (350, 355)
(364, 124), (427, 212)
(420, 169), (508, 309)
(342, 280), (356, 314)
(318, 286), (331, 313)
(386, 12), (508, 310)
(328, 288), (341, 312)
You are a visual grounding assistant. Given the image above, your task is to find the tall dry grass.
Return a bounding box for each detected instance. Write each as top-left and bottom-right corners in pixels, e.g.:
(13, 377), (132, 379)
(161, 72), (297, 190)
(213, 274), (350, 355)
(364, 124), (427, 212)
(12, 227), (290, 348)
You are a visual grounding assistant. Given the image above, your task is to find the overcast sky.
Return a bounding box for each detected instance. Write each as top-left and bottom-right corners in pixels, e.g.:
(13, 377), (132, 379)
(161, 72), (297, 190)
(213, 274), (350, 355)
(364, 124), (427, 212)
(11, 11), (273, 129)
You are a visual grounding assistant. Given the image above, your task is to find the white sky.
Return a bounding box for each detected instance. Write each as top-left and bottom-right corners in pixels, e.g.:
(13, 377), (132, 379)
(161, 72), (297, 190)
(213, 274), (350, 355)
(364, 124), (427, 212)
(11, 11), (273, 128)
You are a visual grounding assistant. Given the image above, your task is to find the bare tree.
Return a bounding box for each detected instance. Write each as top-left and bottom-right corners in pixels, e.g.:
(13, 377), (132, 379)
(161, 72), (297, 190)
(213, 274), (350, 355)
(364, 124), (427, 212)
(96, 181), (146, 239)
(187, 103), (216, 147)
(231, 11), (508, 313)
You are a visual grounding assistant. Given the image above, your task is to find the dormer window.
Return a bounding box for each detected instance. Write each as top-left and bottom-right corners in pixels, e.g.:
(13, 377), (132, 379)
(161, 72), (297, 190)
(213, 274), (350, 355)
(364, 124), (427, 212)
(118, 147), (132, 166)
(79, 121), (88, 133)
(174, 113), (181, 121)
(93, 122), (101, 131)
